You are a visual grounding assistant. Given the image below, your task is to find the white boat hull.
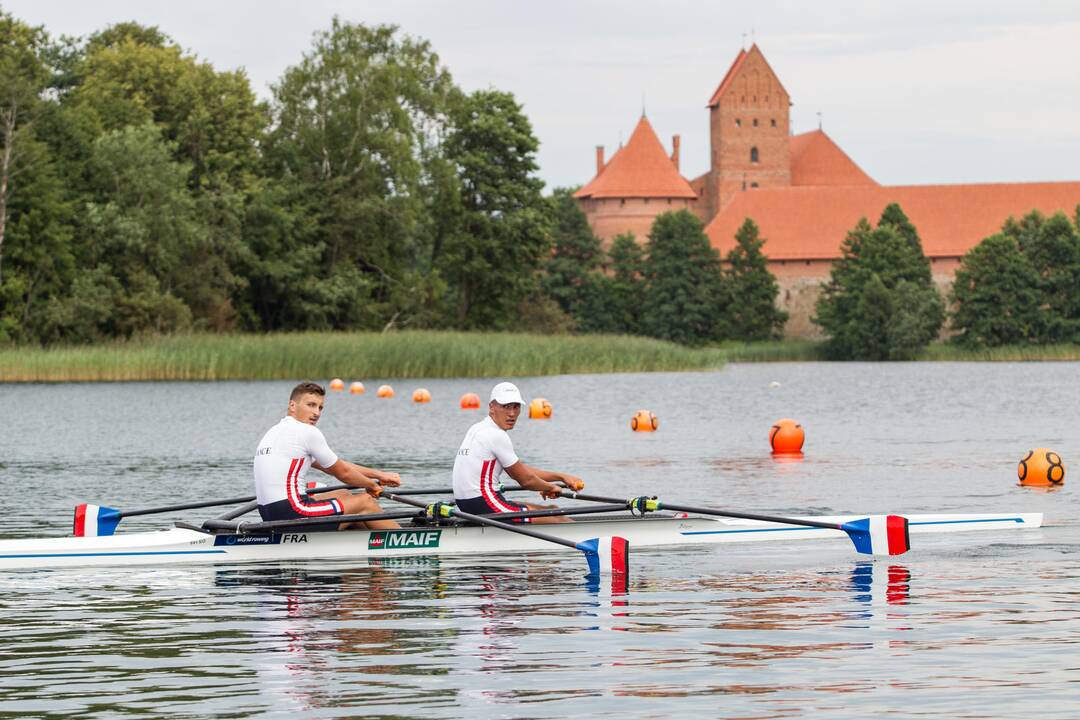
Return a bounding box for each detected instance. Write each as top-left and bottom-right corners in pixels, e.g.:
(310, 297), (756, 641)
(0, 512), (1043, 570)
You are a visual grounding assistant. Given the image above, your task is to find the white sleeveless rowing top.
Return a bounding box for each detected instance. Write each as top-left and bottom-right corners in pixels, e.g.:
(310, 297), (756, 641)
(452, 416), (520, 502)
(253, 416), (339, 506)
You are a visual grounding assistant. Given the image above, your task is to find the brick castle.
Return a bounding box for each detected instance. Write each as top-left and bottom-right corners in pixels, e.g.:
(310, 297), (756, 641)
(574, 44), (1080, 337)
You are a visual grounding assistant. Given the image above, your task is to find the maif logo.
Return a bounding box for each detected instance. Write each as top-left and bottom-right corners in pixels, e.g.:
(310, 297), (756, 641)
(368, 530), (442, 550)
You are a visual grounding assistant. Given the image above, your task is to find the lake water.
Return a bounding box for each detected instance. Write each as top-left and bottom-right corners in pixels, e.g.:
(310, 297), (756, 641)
(0, 363), (1077, 718)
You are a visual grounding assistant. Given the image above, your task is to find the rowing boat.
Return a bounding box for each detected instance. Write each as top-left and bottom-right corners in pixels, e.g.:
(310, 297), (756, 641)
(0, 512), (1043, 570)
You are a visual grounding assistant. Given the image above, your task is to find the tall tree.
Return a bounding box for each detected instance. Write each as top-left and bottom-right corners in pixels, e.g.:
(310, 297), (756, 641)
(1008, 211), (1080, 342)
(642, 210), (727, 346)
(440, 88), (549, 328)
(724, 218), (787, 340)
(814, 206), (943, 359)
(263, 19), (454, 329)
(949, 233), (1041, 347)
(0, 12), (50, 288)
(543, 187), (603, 323)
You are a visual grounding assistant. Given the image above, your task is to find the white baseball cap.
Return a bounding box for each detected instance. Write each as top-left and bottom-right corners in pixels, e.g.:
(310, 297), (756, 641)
(490, 381), (524, 405)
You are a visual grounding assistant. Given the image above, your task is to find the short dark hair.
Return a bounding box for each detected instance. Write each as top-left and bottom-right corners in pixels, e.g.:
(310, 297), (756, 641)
(290, 382), (325, 402)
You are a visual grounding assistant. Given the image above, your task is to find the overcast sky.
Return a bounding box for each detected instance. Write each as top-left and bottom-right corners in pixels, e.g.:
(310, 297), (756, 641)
(5, 0), (1079, 191)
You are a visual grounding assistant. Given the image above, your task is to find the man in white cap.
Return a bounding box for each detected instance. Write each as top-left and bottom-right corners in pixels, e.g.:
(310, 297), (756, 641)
(452, 381), (585, 524)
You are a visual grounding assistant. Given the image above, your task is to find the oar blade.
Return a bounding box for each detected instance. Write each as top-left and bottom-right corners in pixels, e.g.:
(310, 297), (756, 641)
(74, 504), (122, 537)
(575, 536), (630, 584)
(841, 515), (910, 556)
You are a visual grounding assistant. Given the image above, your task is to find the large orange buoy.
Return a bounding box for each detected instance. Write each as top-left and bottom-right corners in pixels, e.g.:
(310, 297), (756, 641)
(770, 418), (805, 454)
(528, 398), (553, 419)
(349, 381), (365, 395)
(412, 388), (431, 403)
(376, 384), (394, 398)
(460, 392), (481, 409)
(329, 378), (345, 391)
(631, 410), (658, 432)
(1018, 448), (1065, 487)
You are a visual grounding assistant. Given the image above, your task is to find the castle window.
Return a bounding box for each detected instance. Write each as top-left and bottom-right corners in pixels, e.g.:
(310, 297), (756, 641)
(750, 182), (759, 188)
(735, 118), (741, 127)
(753, 118), (759, 127)
(750, 147), (759, 163)
(667, 199), (672, 205)
(620, 199), (625, 206)
(771, 118), (777, 127)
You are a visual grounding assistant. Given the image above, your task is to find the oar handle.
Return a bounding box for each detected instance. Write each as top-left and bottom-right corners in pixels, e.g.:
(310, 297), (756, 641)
(382, 492), (581, 550)
(559, 490), (842, 531)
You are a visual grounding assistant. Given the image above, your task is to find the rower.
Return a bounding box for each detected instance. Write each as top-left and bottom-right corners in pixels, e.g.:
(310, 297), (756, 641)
(254, 381), (403, 531)
(452, 382), (585, 524)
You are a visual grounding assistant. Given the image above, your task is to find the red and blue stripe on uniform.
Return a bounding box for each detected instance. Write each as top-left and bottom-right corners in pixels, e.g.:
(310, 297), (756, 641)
(285, 458), (342, 516)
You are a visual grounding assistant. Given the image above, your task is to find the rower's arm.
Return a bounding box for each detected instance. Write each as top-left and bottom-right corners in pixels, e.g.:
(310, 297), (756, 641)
(317, 459), (400, 493)
(504, 462), (583, 498)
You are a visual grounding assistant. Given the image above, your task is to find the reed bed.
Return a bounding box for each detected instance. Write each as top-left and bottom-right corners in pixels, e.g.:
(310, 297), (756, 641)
(0, 331), (729, 382)
(920, 342), (1080, 361)
(717, 340), (825, 362)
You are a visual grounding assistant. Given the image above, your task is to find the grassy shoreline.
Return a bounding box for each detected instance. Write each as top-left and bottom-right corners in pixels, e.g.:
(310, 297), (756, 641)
(2, 333), (1078, 382)
(0, 331), (729, 382)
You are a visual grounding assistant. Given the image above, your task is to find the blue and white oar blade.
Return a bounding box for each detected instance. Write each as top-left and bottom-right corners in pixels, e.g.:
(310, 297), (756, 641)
(575, 536), (630, 579)
(841, 515), (910, 556)
(74, 504), (122, 537)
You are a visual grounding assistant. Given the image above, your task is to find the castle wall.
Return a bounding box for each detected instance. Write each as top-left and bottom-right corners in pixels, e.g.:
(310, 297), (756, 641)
(580, 196), (698, 243)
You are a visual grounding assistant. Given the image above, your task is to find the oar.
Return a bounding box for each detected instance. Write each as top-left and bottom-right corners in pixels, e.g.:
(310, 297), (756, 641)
(382, 492), (630, 581)
(558, 490), (910, 556)
(74, 484), (527, 537)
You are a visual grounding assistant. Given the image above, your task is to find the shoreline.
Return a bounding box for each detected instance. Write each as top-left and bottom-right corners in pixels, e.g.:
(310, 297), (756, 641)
(1, 332), (1078, 382)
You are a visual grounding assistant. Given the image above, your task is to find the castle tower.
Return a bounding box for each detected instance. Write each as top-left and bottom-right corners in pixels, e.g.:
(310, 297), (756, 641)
(574, 115), (697, 242)
(704, 44), (791, 218)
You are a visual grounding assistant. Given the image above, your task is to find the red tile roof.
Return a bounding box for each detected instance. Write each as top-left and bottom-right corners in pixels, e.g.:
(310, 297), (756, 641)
(789, 130), (877, 187)
(706, 44), (789, 108)
(574, 116), (697, 199)
(706, 182), (1080, 260)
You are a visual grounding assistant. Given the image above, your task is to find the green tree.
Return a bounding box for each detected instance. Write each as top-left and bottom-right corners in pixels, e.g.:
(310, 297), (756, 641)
(578, 232), (644, 334)
(949, 233), (1041, 347)
(814, 205), (944, 359)
(263, 19), (454, 330)
(1004, 211), (1080, 342)
(642, 210), (727, 346)
(440, 88), (549, 328)
(0, 11), (51, 289)
(543, 187), (603, 324)
(724, 218), (787, 340)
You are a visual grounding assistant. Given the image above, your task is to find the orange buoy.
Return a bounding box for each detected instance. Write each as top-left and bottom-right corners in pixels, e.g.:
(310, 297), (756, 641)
(631, 410), (658, 432)
(770, 418), (805, 454)
(1018, 448), (1065, 487)
(349, 381), (365, 395)
(460, 392), (481, 409)
(528, 397), (553, 419)
(412, 388), (431, 403)
(329, 378), (345, 391)
(376, 384), (394, 398)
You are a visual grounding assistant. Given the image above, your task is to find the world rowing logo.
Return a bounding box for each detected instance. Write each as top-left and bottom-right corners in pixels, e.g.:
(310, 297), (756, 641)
(368, 530), (442, 550)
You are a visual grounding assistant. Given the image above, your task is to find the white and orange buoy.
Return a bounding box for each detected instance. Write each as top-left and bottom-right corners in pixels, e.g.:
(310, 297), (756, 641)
(770, 419), (805, 455)
(460, 392), (481, 409)
(412, 388), (431, 403)
(528, 397), (553, 419)
(349, 381), (365, 395)
(376, 384), (394, 398)
(631, 410), (658, 432)
(329, 378), (345, 392)
(1018, 448), (1065, 487)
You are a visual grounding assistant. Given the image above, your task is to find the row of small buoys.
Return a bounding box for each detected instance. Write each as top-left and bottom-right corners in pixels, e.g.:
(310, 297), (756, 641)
(329, 378), (345, 391)
(460, 392), (481, 409)
(350, 381), (365, 395)
(377, 384), (394, 398)
(529, 398), (553, 419)
(412, 388), (431, 403)
(1018, 448), (1066, 487)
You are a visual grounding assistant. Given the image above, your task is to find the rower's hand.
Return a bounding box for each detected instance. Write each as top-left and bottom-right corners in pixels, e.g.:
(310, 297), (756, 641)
(366, 483), (384, 498)
(540, 484), (562, 500)
(561, 476), (585, 492)
(376, 471), (402, 488)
